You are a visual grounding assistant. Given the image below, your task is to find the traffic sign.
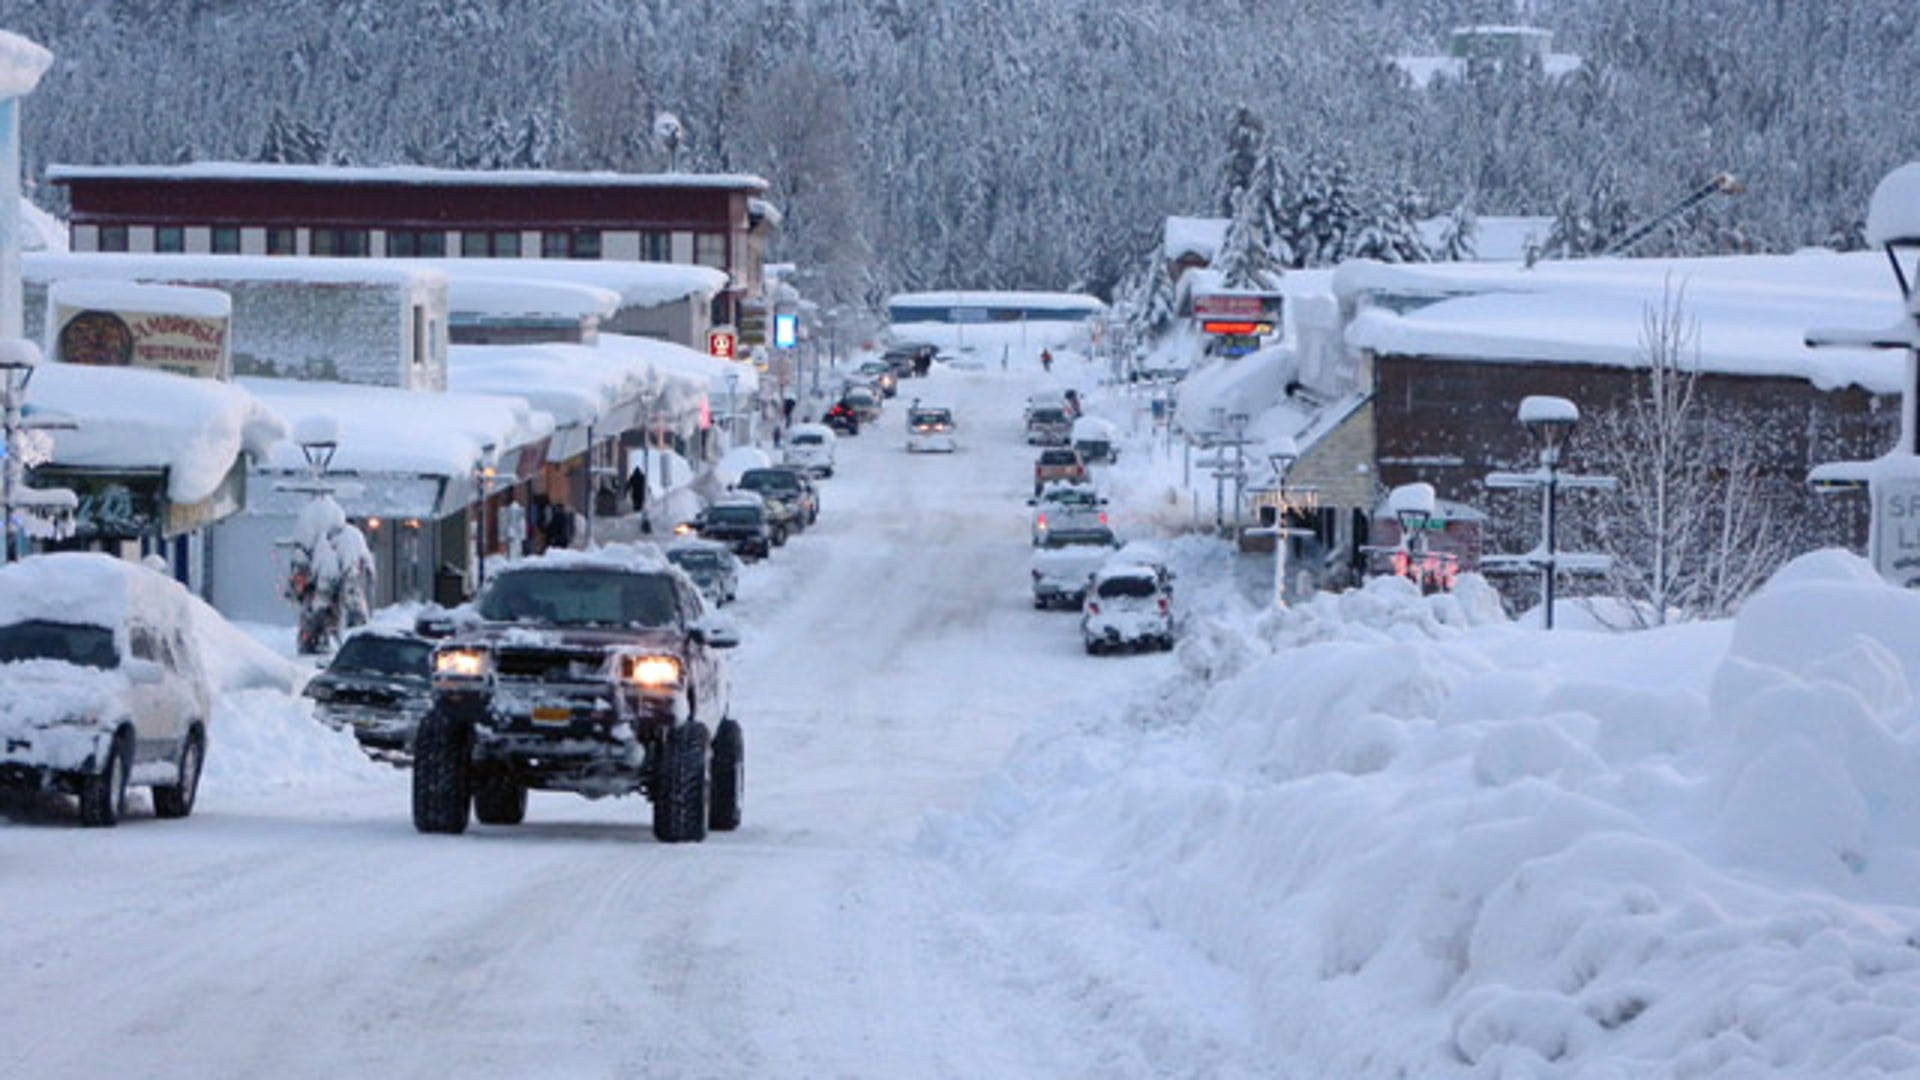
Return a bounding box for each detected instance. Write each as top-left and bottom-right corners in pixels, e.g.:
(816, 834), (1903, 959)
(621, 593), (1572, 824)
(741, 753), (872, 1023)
(707, 330), (736, 360)
(1874, 474), (1920, 587)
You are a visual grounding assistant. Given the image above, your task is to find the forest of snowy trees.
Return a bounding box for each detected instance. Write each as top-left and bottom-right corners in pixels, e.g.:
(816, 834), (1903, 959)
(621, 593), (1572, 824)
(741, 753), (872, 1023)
(4, 0), (1917, 310)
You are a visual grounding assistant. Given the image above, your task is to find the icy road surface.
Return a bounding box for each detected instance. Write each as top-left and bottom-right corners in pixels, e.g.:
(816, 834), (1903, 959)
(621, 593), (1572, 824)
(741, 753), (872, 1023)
(0, 368), (1173, 1079)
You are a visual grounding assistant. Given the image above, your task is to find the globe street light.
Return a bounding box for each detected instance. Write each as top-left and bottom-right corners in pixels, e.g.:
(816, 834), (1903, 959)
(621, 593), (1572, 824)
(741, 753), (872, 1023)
(1485, 396), (1615, 629)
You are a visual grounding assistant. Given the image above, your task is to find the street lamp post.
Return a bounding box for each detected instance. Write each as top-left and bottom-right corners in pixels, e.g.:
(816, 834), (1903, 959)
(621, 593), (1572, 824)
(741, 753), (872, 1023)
(0, 341), (39, 563)
(1268, 437), (1299, 607)
(474, 443), (496, 595)
(1484, 396), (1616, 628)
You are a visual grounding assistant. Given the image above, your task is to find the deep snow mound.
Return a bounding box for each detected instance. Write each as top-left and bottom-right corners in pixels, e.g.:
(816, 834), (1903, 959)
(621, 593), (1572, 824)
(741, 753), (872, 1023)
(932, 550), (1920, 1077)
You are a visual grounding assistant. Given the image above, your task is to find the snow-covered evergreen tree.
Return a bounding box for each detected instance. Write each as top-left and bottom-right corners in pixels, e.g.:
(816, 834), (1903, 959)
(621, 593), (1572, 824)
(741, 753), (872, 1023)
(1438, 198), (1479, 262)
(1216, 189), (1281, 289)
(255, 106), (330, 165)
(1214, 105), (1266, 219)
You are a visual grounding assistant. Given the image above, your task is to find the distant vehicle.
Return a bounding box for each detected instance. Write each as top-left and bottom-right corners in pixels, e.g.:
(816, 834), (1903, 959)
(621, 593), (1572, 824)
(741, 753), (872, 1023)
(306, 628), (435, 763)
(1033, 446), (1089, 493)
(1029, 525), (1119, 610)
(855, 359), (899, 398)
(782, 422), (837, 477)
(0, 554), (213, 826)
(1081, 562), (1176, 654)
(1071, 415), (1120, 464)
(665, 538), (742, 607)
(906, 404), (958, 453)
(737, 466), (818, 530)
(823, 401), (861, 435)
(411, 545), (742, 843)
(694, 493), (783, 559)
(883, 343), (936, 378)
(842, 384), (883, 424)
(1025, 404), (1072, 446)
(1028, 481), (1107, 545)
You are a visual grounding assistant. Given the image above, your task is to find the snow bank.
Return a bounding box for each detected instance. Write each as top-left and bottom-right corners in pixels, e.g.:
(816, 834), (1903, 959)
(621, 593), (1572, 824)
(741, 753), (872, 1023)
(928, 548), (1920, 1077)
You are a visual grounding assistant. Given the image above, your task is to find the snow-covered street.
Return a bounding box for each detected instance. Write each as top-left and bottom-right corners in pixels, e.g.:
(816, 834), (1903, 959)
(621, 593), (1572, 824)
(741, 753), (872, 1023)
(0, 367), (1174, 1079)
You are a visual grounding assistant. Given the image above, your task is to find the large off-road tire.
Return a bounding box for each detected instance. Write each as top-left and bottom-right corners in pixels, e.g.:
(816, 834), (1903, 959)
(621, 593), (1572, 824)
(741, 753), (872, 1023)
(78, 730), (131, 828)
(472, 768), (528, 826)
(709, 719), (744, 832)
(152, 725), (205, 820)
(411, 707), (472, 835)
(652, 721), (710, 844)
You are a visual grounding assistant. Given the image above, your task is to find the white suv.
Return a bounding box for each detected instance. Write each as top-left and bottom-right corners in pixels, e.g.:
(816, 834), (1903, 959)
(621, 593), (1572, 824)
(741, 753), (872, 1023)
(0, 554), (213, 826)
(783, 423), (837, 477)
(1081, 561), (1175, 654)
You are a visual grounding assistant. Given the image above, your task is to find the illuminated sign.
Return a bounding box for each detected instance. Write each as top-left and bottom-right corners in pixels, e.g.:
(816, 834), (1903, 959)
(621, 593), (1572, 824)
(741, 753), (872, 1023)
(774, 312), (798, 348)
(707, 330), (736, 360)
(1200, 320), (1274, 336)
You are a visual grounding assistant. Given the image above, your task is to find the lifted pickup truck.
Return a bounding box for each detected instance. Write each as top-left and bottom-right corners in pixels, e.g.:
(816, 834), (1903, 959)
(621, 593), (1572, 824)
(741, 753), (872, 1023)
(412, 546), (743, 843)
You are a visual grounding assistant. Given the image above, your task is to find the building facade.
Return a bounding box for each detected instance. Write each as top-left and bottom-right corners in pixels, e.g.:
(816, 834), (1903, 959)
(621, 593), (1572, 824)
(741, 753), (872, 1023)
(47, 163), (774, 329)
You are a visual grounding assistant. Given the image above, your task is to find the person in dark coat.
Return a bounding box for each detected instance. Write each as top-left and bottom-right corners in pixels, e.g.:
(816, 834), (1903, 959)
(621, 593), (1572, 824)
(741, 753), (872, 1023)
(625, 462), (648, 515)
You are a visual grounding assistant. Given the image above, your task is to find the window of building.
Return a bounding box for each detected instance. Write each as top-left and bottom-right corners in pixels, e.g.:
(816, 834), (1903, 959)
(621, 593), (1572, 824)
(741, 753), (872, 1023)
(266, 227), (297, 256)
(640, 231), (669, 262)
(98, 225), (129, 252)
(694, 232), (727, 269)
(541, 231), (569, 259)
(211, 226), (241, 254)
(310, 228), (370, 258)
(460, 231), (490, 258)
(155, 226), (185, 253)
(570, 230), (601, 260)
(492, 230), (521, 258)
(391, 228), (447, 255)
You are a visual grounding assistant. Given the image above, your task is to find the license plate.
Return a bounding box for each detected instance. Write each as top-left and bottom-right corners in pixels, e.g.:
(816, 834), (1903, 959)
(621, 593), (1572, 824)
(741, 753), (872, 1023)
(531, 706), (572, 725)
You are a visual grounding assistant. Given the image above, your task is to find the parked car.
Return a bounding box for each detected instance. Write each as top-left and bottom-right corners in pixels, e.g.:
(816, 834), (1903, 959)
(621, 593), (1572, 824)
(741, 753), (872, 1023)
(823, 400), (861, 435)
(1029, 525), (1119, 610)
(1028, 481), (1107, 545)
(411, 545), (743, 843)
(783, 422), (837, 477)
(855, 359), (899, 398)
(737, 466), (818, 530)
(906, 404), (958, 453)
(1033, 446), (1089, 493)
(694, 493), (783, 559)
(0, 553), (212, 826)
(305, 627), (435, 763)
(1071, 415), (1121, 464)
(1081, 561), (1176, 654)
(665, 538), (742, 607)
(883, 344), (936, 378)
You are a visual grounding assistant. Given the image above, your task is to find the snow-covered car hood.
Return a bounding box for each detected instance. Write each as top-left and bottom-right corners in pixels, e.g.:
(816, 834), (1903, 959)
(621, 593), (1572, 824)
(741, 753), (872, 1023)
(0, 660), (129, 732)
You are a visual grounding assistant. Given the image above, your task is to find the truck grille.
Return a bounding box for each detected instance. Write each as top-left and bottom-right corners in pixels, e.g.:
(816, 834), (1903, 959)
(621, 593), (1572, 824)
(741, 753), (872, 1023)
(494, 648), (606, 681)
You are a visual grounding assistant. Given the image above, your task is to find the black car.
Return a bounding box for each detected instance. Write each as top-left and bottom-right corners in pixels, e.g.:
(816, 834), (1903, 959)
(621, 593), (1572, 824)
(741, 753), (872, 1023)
(736, 467), (819, 529)
(304, 628), (435, 763)
(695, 495), (782, 558)
(824, 400), (861, 435)
(411, 548), (743, 844)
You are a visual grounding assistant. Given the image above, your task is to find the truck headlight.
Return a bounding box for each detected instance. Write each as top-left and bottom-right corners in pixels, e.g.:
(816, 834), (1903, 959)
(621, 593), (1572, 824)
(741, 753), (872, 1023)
(434, 648), (491, 677)
(626, 655), (683, 688)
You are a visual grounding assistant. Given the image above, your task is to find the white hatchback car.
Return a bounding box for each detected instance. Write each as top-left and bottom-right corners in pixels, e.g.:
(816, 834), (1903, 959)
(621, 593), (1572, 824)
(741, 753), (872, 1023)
(783, 422), (837, 477)
(906, 405), (958, 453)
(1081, 561), (1175, 654)
(0, 554), (213, 826)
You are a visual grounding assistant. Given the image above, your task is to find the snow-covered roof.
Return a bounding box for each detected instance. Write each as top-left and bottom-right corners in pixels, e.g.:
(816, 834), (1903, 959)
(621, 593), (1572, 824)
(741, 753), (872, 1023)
(47, 160), (770, 194)
(0, 30), (51, 98)
(1867, 162), (1920, 247)
(27, 251), (445, 289)
(887, 290), (1107, 314)
(448, 277), (619, 322)
(240, 377), (552, 482)
(747, 197), (784, 228)
(424, 258), (725, 310)
(1164, 216), (1229, 262)
(1338, 251), (1907, 393)
(20, 199), (66, 253)
(49, 279), (230, 319)
(30, 364), (286, 503)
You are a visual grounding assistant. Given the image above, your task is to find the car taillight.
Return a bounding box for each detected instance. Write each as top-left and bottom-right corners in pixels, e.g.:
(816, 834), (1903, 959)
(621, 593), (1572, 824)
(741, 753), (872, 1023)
(1158, 597), (1169, 613)
(1098, 512), (1108, 525)
(1036, 513), (1047, 528)
(1087, 602), (1101, 614)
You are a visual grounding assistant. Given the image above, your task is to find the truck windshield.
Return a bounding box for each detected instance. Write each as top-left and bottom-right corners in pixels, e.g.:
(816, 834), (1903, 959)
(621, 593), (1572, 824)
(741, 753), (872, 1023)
(480, 570), (679, 628)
